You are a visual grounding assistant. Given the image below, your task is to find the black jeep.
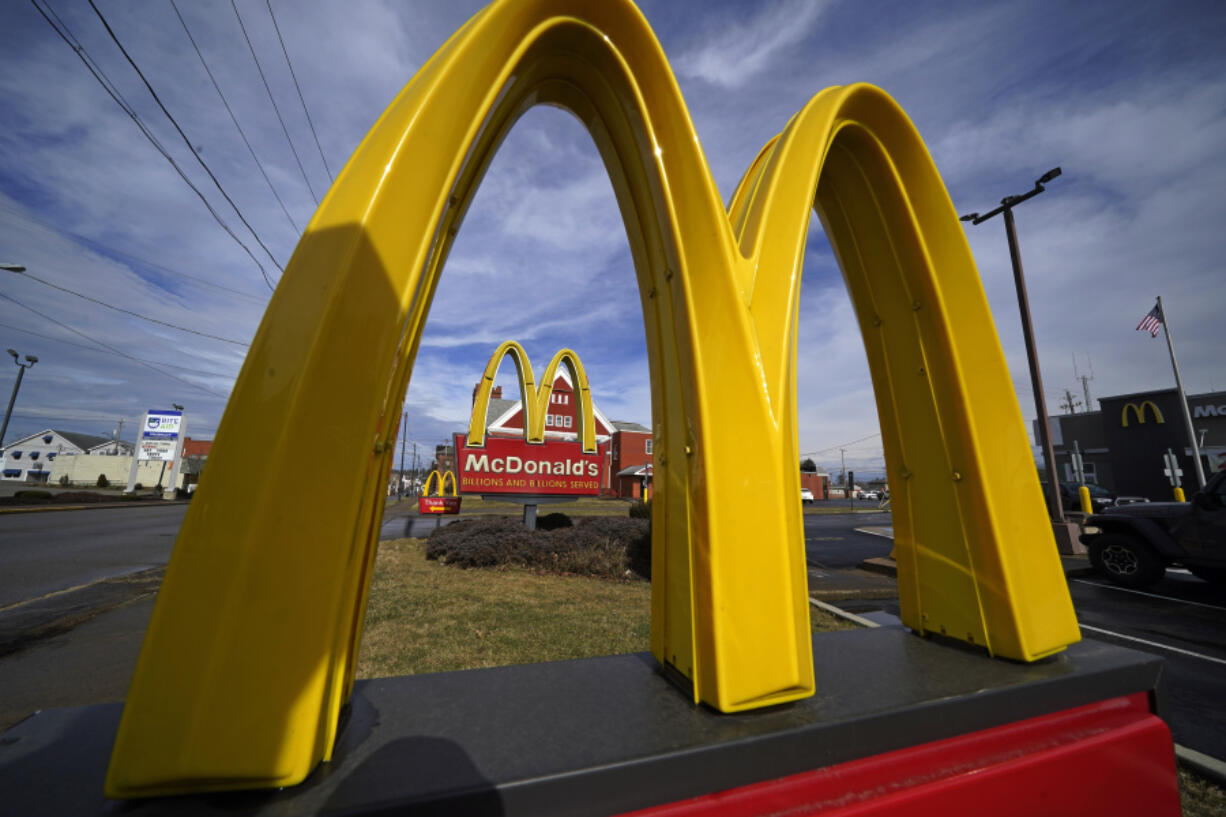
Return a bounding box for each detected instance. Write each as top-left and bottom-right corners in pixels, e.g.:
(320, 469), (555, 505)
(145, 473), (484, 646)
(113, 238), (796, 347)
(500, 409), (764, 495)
(1080, 469), (1226, 588)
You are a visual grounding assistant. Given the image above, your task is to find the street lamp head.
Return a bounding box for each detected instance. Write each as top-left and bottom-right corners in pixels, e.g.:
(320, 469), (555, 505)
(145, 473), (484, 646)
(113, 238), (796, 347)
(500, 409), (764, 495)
(959, 213), (978, 223)
(172, 403), (184, 411)
(1036, 167), (1062, 186)
(0, 264), (26, 273)
(6, 349), (15, 361)
(25, 356), (37, 365)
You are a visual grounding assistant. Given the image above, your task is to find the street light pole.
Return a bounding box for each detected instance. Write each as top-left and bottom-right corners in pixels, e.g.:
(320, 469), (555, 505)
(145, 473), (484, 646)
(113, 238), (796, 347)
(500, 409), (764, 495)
(1, 349), (39, 450)
(962, 167), (1066, 524)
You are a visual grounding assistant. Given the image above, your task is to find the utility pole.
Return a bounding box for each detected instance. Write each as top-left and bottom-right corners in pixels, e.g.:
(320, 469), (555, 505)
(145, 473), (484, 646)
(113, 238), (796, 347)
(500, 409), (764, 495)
(1059, 390), (1082, 415)
(839, 448), (846, 493)
(1074, 354), (1095, 412)
(112, 418), (124, 454)
(1, 349), (38, 450)
(961, 167), (1067, 524)
(399, 411), (408, 498)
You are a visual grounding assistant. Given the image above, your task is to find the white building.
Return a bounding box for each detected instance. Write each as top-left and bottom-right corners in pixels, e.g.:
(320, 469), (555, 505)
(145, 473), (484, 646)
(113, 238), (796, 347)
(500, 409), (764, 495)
(1, 429), (132, 482)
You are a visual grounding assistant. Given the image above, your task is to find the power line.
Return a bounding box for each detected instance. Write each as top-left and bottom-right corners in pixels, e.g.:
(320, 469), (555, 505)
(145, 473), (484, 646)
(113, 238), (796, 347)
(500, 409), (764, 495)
(0, 202), (267, 304)
(266, 0), (334, 184)
(32, 0), (277, 293)
(0, 321), (239, 379)
(171, 0), (302, 236)
(9, 268), (250, 347)
(0, 291), (230, 399)
(800, 431), (882, 458)
(231, 0), (320, 205)
(84, 0), (284, 289)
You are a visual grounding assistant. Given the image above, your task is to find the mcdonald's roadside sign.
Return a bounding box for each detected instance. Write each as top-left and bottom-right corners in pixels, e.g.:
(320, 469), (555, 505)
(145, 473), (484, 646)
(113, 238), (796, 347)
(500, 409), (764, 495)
(1121, 400), (1165, 427)
(419, 469), (461, 514)
(460, 342), (607, 496)
(455, 433), (606, 495)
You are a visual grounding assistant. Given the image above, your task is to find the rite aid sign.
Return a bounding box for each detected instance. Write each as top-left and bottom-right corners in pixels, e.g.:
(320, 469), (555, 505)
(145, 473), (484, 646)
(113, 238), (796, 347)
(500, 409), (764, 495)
(137, 410), (183, 461)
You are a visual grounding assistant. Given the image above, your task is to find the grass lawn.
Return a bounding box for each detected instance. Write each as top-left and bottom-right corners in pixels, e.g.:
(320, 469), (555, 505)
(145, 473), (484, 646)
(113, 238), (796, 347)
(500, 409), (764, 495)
(355, 537), (856, 678)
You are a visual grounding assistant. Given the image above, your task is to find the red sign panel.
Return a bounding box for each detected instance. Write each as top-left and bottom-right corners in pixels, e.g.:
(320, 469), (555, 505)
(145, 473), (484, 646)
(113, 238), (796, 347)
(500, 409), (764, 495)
(419, 496), (462, 514)
(454, 433), (606, 496)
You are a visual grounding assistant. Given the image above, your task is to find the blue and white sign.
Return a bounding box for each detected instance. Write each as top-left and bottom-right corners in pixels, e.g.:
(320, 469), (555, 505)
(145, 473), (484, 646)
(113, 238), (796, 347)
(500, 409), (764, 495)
(143, 411), (183, 440)
(137, 410), (183, 461)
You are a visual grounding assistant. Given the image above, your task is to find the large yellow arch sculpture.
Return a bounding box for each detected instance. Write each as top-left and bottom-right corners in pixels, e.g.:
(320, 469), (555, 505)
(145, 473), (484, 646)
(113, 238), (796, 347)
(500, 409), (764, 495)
(106, 0), (1079, 797)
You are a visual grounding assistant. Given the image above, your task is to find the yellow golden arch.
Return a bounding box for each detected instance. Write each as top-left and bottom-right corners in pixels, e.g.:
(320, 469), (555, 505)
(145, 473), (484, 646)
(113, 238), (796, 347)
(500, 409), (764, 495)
(1122, 400), (1165, 426)
(106, 0), (1079, 797)
(467, 341), (597, 453)
(422, 469), (457, 497)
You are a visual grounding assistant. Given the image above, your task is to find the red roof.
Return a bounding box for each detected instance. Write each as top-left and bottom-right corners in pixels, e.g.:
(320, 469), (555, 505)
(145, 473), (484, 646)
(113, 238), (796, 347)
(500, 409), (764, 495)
(181, 437), (213, 458)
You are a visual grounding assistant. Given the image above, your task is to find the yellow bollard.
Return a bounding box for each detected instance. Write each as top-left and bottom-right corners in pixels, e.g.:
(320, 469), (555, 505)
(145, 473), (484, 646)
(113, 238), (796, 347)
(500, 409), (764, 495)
(1174, 486), (1186, 502)
(1078, 485), (1093, 515)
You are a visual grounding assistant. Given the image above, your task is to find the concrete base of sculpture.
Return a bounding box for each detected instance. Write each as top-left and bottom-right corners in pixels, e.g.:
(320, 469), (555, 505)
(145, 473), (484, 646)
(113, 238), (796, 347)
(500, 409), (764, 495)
(0, 628), (1178, 815)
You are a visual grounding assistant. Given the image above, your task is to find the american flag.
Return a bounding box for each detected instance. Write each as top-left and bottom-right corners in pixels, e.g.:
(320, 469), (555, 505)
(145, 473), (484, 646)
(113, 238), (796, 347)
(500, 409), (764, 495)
(1136, 303), (1162, 337)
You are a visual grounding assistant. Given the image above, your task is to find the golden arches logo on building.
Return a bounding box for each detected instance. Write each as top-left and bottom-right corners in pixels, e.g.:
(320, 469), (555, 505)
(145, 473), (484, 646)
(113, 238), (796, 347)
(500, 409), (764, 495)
(466, 340), (597, 453)
(1122, 401), (1165, 427)
(105, 0), (1081, 798)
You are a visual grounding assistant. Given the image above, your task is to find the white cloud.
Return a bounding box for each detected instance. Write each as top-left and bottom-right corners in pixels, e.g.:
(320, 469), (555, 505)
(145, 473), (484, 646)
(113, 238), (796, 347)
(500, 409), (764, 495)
(673, 0), (835, 89)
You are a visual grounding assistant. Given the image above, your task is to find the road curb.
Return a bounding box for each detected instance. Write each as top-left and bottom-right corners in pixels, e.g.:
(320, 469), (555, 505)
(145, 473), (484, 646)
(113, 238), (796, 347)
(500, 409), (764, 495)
(0, 568), (164, 659)
(809, 597), (879, 629)
(859, 557), (897, 577)
(1176, 743), (1226, 790)
(857, 556), (1099, 581)
(0, 500), (189, 515)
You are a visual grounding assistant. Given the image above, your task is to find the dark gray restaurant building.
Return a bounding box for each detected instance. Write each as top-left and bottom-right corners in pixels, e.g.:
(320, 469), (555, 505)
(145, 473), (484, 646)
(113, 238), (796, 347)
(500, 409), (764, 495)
(1041, 387), (1226, 501)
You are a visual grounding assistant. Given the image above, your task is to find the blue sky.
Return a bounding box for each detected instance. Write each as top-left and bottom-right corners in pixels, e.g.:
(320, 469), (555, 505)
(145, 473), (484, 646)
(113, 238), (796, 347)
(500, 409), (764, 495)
(1, 0), (1223, 478)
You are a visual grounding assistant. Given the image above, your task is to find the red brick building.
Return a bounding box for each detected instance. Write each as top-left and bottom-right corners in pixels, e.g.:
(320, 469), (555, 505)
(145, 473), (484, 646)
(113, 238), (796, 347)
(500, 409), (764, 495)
(609, 422), (652, 499)
(800, 470), (830, 500)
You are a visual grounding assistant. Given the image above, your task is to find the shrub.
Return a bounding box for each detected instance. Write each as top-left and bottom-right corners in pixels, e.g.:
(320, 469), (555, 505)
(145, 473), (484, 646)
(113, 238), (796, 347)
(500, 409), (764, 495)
(58, 474), (70, 486)
(134, 482), (143, 490)
(628, 499), (652, 519)
(96, 474), (110, 488)
(426, 515), (651, 579)
(14, 490), (53, 501)
(536, 512), (573, 531)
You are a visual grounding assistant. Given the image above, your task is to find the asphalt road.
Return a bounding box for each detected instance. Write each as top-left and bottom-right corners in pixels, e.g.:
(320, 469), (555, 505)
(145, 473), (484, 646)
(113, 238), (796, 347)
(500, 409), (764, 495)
(804, 511), (1226, 763)
(803, 510), (894, 568)
(1068, 571), (1226, 759)
(0, 505), (186, 609)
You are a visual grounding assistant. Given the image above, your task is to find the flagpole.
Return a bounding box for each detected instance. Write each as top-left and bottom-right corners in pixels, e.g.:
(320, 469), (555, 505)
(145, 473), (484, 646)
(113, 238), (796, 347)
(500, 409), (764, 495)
(1157, 296), (1206, 489)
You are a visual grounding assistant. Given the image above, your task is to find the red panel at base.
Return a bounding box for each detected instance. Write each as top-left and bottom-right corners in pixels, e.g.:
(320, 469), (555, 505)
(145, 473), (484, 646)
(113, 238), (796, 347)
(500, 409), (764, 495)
(419, 496), (461, 514)
(619, 693), (1179, 817)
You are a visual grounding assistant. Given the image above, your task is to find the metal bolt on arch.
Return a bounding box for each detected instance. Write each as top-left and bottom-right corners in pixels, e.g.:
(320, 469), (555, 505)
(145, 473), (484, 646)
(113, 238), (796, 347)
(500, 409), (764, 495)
(105, 0), (1079, 797)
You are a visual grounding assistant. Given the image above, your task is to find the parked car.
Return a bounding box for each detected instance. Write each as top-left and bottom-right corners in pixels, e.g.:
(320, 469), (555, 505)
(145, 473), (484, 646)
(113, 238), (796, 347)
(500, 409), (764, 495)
(1079, 469), (1226, 588)
(1040, 481), (1148, 514)
(857, 490), (881, 501)
(800, 488), (815, 504)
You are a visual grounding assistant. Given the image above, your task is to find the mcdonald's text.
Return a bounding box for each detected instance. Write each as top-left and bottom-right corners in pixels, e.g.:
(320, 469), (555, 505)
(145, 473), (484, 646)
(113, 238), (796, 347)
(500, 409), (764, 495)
(454, 434), (606, 496)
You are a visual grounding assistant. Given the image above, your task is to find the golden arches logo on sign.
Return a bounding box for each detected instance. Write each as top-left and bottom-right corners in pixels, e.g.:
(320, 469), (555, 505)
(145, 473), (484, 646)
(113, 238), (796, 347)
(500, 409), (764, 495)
(422, 469), (457, 496)
(1122, 401), (1165, 427)
(105, 0), (1080, 798)
(419, 469), (461, 514)
(467, 341), (597, 453)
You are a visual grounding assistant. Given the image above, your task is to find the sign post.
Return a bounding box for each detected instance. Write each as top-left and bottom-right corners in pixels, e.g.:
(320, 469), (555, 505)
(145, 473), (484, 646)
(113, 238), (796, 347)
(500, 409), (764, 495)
(124, 409), (184, 497)
(1163, 448), (1185, 502)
